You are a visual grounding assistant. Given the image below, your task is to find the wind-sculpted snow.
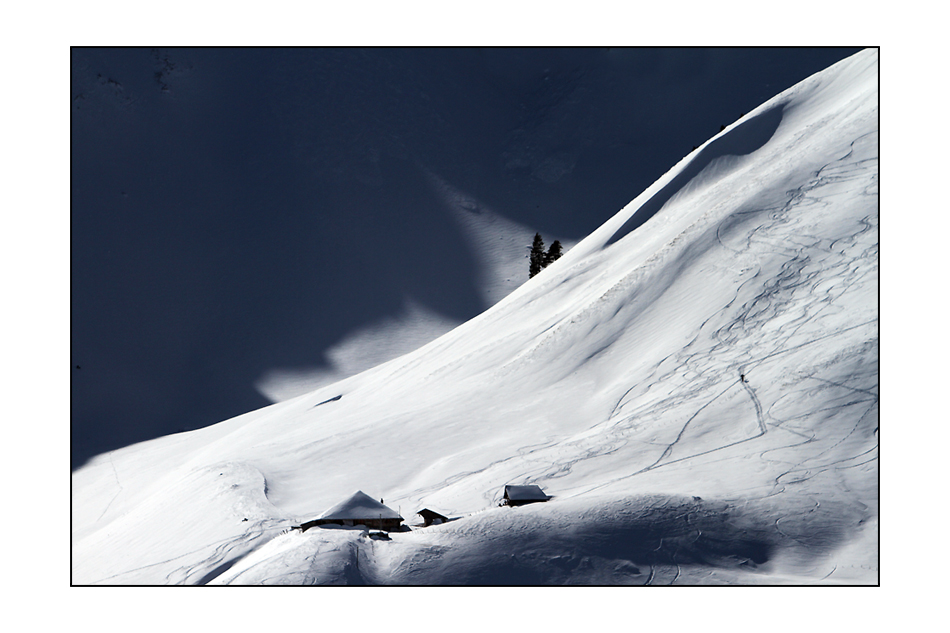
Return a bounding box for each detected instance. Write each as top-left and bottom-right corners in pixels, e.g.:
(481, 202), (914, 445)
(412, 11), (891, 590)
(213, 493), (867, 585)
(605, 104), (784, 246)
(72, 50), (878, 585)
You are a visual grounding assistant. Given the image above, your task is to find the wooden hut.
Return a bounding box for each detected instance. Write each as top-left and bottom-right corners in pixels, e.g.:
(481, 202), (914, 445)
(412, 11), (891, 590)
(299, 491), (403, 532)
(502, 484), (550, 507)
(416, 508), (449, 527)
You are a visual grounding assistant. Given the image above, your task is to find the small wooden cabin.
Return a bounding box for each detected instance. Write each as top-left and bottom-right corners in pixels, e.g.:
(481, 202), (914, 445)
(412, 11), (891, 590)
(299, 490), (403, 532)
(502, 484), (550, 507)
(416, 508), (449, 527)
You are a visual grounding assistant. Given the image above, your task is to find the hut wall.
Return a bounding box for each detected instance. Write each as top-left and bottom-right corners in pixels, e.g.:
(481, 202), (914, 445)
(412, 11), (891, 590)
(301, 517), (402, 532)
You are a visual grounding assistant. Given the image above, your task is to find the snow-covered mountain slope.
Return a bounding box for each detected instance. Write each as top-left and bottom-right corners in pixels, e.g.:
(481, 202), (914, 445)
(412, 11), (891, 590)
(255, 174), (578, 403)
(72, 49), (878, 585)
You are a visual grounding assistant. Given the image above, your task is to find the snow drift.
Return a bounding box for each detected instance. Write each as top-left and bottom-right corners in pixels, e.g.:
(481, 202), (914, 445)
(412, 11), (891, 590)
(72, 49), (878, 585)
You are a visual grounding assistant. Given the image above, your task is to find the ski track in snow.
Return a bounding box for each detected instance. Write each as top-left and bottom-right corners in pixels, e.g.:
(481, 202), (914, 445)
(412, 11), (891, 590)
(86, 518), (290, 585)
(557, 126), (877, 508)
(95, 451), (124, 523)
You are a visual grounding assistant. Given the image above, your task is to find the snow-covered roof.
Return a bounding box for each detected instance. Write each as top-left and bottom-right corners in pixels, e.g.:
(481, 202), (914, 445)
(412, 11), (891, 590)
(504, 485), (549, 501)
(317, 490), (403, 521)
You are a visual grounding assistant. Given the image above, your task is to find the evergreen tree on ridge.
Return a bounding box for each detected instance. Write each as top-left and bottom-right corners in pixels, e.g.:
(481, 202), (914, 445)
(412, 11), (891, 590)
(529, 233), (546, 278)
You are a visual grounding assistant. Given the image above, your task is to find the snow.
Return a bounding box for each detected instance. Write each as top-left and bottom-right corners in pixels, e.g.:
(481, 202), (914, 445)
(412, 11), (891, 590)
(254, 299), (461, 402)
(72, 49), (878, 585)
(255, 174), (579, 404)
(429, 170), (579, 307)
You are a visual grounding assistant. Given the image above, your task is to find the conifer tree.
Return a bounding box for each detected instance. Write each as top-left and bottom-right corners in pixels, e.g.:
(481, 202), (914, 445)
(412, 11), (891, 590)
(529, 233), (546, 278)
(545, 240), (563, 267)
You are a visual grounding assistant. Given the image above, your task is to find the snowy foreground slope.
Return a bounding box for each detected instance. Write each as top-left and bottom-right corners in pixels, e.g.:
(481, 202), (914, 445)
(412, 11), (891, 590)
(72, 50), (878, 585)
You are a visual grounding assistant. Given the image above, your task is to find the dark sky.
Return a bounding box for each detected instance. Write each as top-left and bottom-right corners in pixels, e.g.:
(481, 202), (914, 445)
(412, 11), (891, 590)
(71, 47), (862, 469)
